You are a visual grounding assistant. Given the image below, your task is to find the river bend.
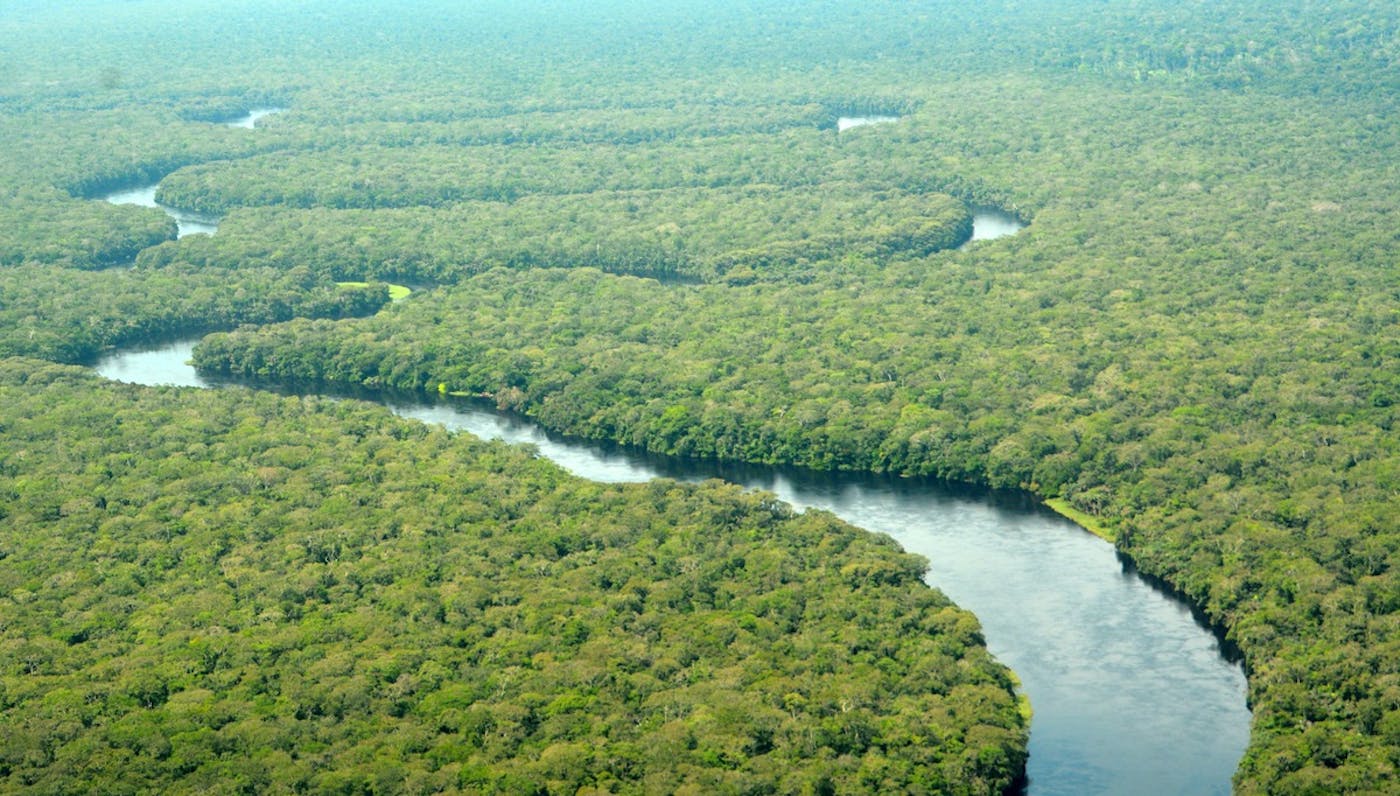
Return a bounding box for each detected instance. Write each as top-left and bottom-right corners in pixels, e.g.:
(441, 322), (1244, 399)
(95, 340), (1249, 796)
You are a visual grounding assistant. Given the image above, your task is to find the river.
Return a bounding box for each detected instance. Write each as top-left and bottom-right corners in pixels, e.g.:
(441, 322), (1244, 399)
(101, 184), (219, 238)
(223, 107), (281, 129)
(94, 340), (1250, 796)
(837, 115), (899, 133)
(830, 118), (1029, 247)
(102, 106), (1026, 252)
(99, 192), (1024, 248)
(100, 109), (280, 237)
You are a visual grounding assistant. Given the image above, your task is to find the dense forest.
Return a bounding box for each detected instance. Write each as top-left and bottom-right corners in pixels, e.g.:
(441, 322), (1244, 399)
(0, 361), (1025, 793)
(0, 265), (385, 363)
(139, 185), (972, 284)
(3, 0), (1400, 792)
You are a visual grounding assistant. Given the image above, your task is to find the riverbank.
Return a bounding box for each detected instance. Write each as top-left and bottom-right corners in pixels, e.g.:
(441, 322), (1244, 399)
(93, 340), (1251, 795)
(1043, 498), (1114, 542)
(6, 357), (1031, 794)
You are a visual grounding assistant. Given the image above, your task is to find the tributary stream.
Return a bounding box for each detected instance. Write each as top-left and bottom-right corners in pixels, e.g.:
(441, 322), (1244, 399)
(95, 340), (1250, 795)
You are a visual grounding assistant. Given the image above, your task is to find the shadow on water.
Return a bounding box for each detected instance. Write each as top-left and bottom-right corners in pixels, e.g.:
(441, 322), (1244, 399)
(91, 346), (1250, 796)
(1116, 551), (1247, 668)
(101, 183), (220, 238)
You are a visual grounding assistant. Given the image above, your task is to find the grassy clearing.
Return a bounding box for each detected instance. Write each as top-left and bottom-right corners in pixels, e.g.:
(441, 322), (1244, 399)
(337, 281), (412, 301)
(1044, 498), (1114, 542)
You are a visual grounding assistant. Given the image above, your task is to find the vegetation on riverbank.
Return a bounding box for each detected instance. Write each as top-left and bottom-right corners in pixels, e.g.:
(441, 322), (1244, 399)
(0, 360), (1026, 793)
(4, 0), (1400, 791)
(0, 265), (385, 364)
(1043, 500), (1113, 543)
(143, 185), (971, 284)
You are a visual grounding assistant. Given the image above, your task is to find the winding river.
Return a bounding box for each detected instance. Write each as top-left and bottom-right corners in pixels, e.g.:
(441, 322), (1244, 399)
(102, 106), (1022, 254)
(95, 340), (1249, 796)
(101, 109), (280, 237)
(102, 184), (219, 238)
(104, 185), (1023, 250)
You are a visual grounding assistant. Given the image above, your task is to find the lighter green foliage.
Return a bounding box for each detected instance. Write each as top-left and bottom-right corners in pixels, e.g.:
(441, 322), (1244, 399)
(0, 361), (1025, 793)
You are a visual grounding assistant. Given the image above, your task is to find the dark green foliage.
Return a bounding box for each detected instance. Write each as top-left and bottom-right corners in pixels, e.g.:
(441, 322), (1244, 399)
(151, 135), (953, 214)
(0, 199), (174, 269)
(0, 360), (1026, 793)
(0, 265), (385, 364)
(137, 185), (970, 284)
(185, 59), (1400, 796)
(5, 0), (1400, 791)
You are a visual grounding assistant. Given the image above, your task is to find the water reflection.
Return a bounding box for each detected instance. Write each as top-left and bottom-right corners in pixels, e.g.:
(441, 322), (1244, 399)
(965, 206), (1026, 246)
(837, 115), (899, 132)
(102, 184), (219, 238)
(223, 107), (282, 128)
(92, 342), (1249, 795)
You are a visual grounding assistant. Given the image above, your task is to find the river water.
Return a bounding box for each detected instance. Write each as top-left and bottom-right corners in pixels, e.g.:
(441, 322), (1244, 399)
(101, 184), (219, 238)
(94, 340), (1250, 795)
(837, 115), (899, 133)
(102, 190), (1024, 247)
(100, 109), (280, 237)
(966, 206), (1026, 247)
(224, 107), (281, 129)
